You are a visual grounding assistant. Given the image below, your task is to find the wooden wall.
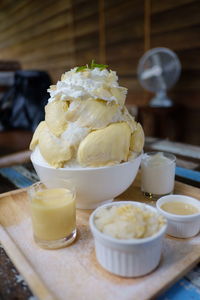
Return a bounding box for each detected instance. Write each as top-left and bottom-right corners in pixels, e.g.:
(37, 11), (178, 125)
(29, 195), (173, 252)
(0, 0), (199, 144)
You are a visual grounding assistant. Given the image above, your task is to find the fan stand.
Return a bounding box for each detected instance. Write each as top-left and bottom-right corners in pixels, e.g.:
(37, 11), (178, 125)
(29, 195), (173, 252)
(149, 90), (173, 107)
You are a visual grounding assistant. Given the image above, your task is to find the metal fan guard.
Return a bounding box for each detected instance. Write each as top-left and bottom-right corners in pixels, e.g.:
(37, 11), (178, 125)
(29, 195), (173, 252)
(137, 47), (181, 93)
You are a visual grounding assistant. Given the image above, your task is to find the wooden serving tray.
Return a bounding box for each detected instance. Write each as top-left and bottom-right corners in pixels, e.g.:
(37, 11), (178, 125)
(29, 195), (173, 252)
(0, 175), (199, 300)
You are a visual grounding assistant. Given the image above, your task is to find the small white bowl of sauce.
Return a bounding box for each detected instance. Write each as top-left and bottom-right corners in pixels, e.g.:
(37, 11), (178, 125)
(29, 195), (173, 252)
(156, 195), (200, 238)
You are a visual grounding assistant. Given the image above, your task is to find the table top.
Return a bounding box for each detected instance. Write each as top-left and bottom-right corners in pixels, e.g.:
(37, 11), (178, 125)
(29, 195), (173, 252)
(0, 138), (199, 300)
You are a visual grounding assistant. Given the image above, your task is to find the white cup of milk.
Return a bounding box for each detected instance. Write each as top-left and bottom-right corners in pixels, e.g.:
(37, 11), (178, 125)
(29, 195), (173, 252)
(141, 152), (176, 199)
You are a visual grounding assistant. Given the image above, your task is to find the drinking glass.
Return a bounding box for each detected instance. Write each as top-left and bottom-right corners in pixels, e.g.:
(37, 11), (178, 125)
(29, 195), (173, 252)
(28, 180), (76, 249)
(141, 152), (176, 200)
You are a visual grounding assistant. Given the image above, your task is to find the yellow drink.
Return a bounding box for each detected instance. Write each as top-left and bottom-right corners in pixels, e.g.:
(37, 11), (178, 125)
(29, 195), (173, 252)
(30, 188), (76, 241)
(161, 201), (199, 216)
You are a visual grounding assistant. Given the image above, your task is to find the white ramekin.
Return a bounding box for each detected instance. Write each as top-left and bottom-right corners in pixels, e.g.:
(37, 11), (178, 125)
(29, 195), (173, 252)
(156, 195), (200, 238)
(89, 201), (167, 277)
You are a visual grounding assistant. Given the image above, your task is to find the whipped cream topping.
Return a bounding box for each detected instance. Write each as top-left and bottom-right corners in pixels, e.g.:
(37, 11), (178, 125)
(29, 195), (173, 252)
(48, 67), (127, 105)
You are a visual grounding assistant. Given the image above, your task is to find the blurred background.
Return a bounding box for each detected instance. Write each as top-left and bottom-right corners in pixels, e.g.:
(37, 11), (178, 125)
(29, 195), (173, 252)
(0, 0), (200, 158)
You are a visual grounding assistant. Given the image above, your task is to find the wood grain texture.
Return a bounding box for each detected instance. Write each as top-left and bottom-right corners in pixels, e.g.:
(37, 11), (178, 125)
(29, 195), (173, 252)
(0, 130), (32, 156)
(0, 225), (55, 300)
(98, 0), (106, 64)
(0, 177), (199, 300)
(0, 150), (31, 168)
(0, 0), (199, 144)
(0, 0), (199, 91)
(0, 244), (33, 300)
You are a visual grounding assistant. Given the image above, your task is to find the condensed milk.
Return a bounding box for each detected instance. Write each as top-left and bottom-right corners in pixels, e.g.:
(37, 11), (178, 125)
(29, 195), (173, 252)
(141, 152), (176, 199)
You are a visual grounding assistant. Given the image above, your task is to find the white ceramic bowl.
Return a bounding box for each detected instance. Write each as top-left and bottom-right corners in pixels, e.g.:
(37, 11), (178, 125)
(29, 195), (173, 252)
(31, 152), (142, 209)
(89, 201), (167, 277)
(156, 195), (200, 238)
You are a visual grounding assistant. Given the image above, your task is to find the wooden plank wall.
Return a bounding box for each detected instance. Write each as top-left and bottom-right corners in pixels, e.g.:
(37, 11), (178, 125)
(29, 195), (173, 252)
(151, 0), (200, 144)
(0, 0), (199, 144)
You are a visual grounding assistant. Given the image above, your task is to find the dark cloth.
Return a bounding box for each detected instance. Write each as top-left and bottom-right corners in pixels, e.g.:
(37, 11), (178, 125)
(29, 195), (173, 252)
(0, 70), (51, 131)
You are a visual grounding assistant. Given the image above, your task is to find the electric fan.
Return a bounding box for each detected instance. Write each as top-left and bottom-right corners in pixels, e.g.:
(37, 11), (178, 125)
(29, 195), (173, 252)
(137, 47), (181, 107)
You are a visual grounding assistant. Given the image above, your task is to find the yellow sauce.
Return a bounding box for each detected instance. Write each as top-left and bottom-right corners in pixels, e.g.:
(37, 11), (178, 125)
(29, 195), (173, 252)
(30, 188), (75, 241)
(161, 201), (199, 215)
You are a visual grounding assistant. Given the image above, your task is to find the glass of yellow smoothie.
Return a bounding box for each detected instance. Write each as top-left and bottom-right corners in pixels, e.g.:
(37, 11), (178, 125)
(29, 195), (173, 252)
(28, 181), (76, 249)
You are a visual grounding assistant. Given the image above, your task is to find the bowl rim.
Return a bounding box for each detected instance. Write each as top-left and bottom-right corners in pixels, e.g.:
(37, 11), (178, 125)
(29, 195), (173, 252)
(31, 151), (142, 172)
(89, 201), (167, 245)
(156, 195), (200, 221)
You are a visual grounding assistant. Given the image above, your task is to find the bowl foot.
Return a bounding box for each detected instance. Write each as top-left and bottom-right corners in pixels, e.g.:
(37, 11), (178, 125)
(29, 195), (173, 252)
(77, 199), (114, 210)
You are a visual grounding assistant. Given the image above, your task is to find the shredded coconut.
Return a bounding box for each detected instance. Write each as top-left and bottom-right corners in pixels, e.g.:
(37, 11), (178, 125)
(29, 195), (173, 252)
(94, 204), (166, 239)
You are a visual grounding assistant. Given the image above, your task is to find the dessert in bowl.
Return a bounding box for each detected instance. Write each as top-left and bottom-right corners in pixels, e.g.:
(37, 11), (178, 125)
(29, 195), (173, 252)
(30, 62), (144, 209)
(89, 201), (167, 277)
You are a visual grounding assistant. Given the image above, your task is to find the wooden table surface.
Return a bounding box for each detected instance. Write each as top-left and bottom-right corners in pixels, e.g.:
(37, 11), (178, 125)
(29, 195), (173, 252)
(0, 137), (199, 300)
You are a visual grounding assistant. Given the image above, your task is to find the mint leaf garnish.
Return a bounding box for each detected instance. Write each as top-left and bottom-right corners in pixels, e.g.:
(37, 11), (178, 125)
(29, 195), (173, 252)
(76, 65), (88, 72)
(91, 60), (108, 70)
(76, 60), (108, 72)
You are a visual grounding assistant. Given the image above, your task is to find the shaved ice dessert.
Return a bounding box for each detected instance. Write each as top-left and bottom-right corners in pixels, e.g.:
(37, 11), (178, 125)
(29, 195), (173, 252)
(30, 62), (144, 168)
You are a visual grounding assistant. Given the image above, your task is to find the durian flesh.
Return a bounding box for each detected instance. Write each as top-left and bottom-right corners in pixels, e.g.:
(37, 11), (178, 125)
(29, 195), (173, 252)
(38, 125), (73, 168)
(66, 99), (121, 129)
(130, 123), (145, 153)
(77, 122), (132, 167)
(45, 100), (68, 136)
(30, 98), (144, 168)
(30, 121), (46, 150)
